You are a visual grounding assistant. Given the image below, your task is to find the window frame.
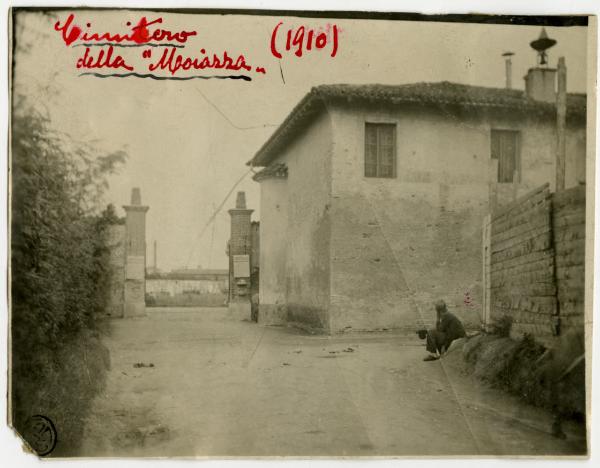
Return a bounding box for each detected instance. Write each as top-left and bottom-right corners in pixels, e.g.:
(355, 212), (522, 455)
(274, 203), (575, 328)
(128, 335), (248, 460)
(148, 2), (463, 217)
(490, 128), (521, 183)
(364, 122), (397, 179)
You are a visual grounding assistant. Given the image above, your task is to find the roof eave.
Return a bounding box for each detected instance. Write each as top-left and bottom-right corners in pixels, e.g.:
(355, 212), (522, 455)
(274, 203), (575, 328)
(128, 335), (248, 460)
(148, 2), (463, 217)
(247, 84), (586, 168)
(247, 88), (325, 167)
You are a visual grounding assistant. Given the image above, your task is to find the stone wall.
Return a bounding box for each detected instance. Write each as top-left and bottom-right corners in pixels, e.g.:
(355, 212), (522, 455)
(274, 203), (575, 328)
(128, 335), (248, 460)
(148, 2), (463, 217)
(327, 104), (495, 331)
(146, 275), (228, 307)
(329, 183), (488, 332)
(326, 102), (586, 333)
(487, 183), (586, 341)
(488, 184), (556, 338)
(257, 110), (333, 331)
(553, 185), (586, 332)
(258, 178), (288, 325)
(254, 99), (585, 333)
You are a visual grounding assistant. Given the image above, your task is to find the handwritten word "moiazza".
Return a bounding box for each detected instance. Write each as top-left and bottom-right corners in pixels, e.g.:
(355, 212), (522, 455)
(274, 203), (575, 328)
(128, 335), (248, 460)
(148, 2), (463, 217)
(148, 48), (257, 75)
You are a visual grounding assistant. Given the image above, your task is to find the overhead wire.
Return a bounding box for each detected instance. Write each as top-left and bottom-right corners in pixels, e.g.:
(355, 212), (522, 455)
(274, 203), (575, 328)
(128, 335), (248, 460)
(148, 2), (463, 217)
(183, 84), (273, 268)
(183, 167), (254, 268)
(194, 86), (278, 130)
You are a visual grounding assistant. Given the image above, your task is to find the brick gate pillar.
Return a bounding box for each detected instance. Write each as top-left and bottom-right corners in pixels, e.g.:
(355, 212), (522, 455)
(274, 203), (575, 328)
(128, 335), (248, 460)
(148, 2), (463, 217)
(123, 188), (149, 317)
(228, 191), (254, 320)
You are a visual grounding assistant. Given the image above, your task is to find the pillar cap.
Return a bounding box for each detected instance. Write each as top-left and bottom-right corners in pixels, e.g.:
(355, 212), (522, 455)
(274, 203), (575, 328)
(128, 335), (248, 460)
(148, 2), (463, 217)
(228, 208), (253, 215)
(235, 191), (247, 209)
(124, 187), (149, 212)
(123, 205), (149, 212)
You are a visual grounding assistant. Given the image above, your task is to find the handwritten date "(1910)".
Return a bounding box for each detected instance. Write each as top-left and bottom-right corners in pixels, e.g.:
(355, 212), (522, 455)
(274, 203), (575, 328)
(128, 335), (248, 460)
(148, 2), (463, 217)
(270, 22), (339, 59)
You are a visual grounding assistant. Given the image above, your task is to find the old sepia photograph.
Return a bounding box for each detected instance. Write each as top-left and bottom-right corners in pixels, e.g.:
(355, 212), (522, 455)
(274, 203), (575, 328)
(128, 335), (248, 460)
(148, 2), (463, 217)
(6, 5), (596, 459)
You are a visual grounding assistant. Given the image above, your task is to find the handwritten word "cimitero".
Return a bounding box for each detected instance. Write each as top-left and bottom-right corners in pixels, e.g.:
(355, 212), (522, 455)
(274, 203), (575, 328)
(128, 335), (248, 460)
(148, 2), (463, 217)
(54, 14), (266, 79)
(54, 14), (197, 46)
(271, 22), (339, 59)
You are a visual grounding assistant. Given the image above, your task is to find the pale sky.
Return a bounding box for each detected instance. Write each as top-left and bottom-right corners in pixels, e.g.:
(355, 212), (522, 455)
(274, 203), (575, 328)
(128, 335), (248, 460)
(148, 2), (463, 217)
(13, 10), (589, 270)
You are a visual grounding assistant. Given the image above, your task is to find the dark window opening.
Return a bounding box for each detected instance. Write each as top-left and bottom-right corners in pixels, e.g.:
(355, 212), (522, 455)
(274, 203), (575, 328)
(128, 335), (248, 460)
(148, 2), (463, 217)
(365, 123), (396, 178)
(491, 129), (520, 183)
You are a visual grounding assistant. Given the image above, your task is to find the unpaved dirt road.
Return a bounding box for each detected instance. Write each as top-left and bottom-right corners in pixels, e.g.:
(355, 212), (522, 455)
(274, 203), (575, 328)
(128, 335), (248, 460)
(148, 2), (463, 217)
(80, 308), (586, 457)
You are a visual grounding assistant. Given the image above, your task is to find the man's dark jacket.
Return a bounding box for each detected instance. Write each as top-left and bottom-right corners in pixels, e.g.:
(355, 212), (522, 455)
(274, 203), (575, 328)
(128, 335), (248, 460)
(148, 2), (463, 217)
(437, 312), (466, 348)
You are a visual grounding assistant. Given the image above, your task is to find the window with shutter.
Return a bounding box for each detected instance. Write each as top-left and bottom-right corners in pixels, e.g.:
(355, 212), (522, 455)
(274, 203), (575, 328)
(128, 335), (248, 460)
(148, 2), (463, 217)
(491, 130), (520, 183)
(365, 123), (396, 178)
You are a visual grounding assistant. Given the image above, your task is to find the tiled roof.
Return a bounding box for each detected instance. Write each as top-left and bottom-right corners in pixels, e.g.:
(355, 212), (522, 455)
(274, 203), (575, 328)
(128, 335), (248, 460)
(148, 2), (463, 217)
(248, 82), (587, 167)
(315, 82), (586, 111)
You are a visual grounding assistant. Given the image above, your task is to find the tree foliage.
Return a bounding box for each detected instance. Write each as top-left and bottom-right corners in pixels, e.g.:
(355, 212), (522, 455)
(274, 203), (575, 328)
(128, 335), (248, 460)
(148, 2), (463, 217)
(10, 95), (126, 453)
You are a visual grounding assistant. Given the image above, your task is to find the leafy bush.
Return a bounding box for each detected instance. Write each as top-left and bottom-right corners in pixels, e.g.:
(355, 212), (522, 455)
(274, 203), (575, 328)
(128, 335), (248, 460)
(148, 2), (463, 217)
(462, 332), (584, 419)
(10, 95), (126, 455)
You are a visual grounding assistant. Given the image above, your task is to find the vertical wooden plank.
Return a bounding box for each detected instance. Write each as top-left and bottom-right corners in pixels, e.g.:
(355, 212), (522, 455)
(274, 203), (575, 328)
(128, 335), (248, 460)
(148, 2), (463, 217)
(556, 57), (567, 191)
(482, 213), (492, 329)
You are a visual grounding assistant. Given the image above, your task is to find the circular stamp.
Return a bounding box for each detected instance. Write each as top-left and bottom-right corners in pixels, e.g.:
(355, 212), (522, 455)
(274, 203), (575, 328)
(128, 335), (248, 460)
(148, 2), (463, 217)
(24, 415), (57, 456)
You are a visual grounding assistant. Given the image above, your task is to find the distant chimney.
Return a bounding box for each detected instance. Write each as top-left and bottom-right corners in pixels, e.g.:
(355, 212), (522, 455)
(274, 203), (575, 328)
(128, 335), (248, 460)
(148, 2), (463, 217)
(524, 28), (558, 103)
(502, 52), (514, 89)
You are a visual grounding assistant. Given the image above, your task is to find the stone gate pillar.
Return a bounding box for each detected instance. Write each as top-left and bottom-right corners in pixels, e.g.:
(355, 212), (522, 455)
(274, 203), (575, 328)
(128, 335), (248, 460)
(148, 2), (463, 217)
(123, 188), (149, 317)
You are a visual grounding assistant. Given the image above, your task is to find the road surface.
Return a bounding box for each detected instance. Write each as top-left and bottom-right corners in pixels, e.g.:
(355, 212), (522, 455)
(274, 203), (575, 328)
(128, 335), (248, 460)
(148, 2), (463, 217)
(80, 307), (586, 457)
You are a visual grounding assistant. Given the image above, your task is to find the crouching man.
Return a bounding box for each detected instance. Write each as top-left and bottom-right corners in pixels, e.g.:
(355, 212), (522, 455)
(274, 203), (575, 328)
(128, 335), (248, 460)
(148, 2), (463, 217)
(424, 300), (466, 362)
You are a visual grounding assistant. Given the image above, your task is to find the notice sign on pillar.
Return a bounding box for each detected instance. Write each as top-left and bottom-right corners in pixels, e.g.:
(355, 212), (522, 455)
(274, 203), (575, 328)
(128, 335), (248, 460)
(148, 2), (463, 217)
(233, 255), (250, 278)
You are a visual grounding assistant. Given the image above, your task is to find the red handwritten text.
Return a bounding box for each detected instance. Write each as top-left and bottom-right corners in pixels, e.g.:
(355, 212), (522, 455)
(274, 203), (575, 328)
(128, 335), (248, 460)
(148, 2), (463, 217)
(55, 14), (197, 47)
(148, 47), (251, 75)
(55, 14), (268, 80)
(271, 22), (339, 59)
(77, 46), (133, 71)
